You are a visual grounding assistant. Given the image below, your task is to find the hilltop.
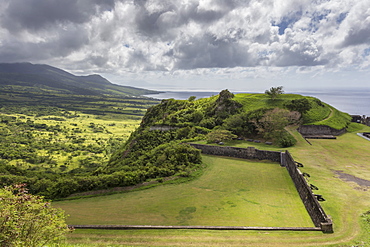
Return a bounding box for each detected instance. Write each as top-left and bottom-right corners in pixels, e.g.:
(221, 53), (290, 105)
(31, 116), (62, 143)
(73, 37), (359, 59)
(106, 89), (351, 176)
(0, 62), (157, 96)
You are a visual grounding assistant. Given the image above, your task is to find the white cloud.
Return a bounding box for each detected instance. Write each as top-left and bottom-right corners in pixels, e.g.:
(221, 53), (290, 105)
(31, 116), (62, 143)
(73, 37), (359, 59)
(0, 0), (369, 89)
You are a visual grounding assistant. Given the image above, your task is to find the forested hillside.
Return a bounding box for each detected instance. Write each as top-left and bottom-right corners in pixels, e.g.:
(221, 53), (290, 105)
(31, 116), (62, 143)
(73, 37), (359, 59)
(0, 88), (351, 199)
(107, 89), (351, 173)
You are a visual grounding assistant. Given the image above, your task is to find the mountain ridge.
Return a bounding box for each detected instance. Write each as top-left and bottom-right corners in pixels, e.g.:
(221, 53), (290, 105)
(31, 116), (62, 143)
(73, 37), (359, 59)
(0, 62), (157, 96)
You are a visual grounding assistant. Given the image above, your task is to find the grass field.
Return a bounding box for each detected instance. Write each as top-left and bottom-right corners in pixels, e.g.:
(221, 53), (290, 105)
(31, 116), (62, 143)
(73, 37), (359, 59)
(55, 156), (311, 227)
(55, 123), (370, 246)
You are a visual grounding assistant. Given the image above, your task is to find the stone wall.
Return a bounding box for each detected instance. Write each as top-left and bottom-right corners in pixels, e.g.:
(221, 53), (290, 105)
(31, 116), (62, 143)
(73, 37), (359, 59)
(351, 115), (370, 126)
(189, 143), (333, 233)
(298, 125), (346, 136)
(283, 151), (333, 233)
(189, 144), (281, 163)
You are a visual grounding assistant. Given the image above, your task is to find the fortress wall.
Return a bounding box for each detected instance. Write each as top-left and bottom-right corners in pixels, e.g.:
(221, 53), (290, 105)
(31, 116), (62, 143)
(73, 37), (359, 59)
(283, 151), (333, 232)
(189, 144), (281, 163)
(298, 125), (346, 136)
(189, 143), (333, 233)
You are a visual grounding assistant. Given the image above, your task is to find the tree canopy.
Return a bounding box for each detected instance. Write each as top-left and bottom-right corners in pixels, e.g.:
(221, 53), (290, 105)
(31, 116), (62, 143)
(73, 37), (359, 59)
(265, 86), (284, 100)
(285, 98), (312, 114)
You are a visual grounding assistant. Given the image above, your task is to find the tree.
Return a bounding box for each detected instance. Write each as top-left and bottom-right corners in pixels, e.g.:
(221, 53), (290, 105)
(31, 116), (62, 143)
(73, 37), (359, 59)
(253, 108), (299, 146)
(284, 98), (312, 114)
(265, 86), (284, 100)
(206, 129), (237, 143)
(188, 96), (196, 101)
(0, 184), (71, 247)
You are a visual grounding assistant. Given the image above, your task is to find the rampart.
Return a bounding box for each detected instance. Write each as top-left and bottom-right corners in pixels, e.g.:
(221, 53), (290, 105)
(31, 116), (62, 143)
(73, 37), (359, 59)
(189, 144), (281, 163)
(189, 143), (333, 233)
(298, 125), (346, 136)
(283, 151), (333, 232)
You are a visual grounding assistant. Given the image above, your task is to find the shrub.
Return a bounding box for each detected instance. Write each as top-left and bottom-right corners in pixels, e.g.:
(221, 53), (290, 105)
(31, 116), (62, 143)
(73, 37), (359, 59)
(0, 184), (71, 247)
(276, 131), (297, 147)
(206, 129), (237, 143)
(285, 98), (312, 114)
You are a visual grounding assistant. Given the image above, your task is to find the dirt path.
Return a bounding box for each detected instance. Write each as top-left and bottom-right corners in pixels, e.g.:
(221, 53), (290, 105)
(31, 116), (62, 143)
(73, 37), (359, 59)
(322, 107), (334, 121)
(335, 170), (370, 188)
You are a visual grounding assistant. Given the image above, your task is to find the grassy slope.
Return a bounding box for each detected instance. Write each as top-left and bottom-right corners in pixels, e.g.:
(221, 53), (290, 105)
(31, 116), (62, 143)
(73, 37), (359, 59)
(55, 156), (311, 227)
(233, 93), (350, 130)
(59, 124), (370, 246)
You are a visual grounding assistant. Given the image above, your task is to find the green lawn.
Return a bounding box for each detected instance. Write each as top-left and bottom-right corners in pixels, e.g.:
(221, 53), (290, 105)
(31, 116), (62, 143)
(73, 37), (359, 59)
(55, 124), (370, 246)
(55, 156), (311, 227)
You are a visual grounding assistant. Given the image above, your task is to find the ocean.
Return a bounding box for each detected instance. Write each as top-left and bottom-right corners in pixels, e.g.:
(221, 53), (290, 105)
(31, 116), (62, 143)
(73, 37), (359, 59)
(145, 88), (370, 116)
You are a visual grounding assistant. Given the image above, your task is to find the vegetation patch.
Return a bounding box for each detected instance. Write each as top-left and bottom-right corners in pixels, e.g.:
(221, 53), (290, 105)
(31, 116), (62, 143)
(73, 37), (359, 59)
(0, 91), (159, 199)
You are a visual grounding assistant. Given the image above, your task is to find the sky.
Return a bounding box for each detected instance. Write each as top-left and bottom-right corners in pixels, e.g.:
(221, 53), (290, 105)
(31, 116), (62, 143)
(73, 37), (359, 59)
(0, 0), (369, 92)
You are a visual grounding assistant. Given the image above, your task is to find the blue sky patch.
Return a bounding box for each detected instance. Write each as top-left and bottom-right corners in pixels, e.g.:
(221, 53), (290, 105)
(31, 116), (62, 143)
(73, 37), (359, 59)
(362, 47), (370, 57)
(337, 12), (347, 24)
(272, 11), (302, 35)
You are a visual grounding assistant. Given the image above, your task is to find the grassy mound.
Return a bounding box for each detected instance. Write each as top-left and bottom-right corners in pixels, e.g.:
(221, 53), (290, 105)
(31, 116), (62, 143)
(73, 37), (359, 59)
(233, 93), (351, 129)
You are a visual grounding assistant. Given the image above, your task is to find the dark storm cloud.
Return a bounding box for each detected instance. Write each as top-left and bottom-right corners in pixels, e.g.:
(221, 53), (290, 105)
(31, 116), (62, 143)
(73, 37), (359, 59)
(1, 0), (115, 32)
(132, 0), (241, 40)
(341, 26), (370, 47)
(0, 25), (89, 63)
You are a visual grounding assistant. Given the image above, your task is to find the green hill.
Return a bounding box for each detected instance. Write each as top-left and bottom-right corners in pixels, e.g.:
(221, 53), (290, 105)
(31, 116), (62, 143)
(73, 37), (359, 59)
(107, 89), (351, 177)
(0, 62), (157, 96)
(233, 93), (351, 130)
(51, 91), (370, 246)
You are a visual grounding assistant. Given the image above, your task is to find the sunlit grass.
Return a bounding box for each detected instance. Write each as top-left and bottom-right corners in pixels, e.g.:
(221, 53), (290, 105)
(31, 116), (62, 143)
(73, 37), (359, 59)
(54, 155), (311, 227)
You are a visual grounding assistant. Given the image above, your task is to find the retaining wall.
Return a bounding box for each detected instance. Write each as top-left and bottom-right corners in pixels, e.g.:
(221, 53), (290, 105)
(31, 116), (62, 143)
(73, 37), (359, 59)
(298, 125), (346, 136)
(189, 143), (333, 233)
(189, 144), (281, 163)
(283, 151), (333, 232)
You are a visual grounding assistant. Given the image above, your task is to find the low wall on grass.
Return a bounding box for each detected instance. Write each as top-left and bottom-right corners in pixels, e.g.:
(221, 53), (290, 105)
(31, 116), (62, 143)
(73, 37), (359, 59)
(189, 144), (281, 163)
(189, 143), (333, 233)
(70, 225), (322, 231)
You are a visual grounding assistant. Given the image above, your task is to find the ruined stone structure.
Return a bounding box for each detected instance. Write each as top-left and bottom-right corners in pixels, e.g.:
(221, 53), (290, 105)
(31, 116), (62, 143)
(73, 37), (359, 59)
(297, 125), (346, 136)
(189, 143), (333, 233)
(366, 118), (370, 126)
(351, 115), (370, 126)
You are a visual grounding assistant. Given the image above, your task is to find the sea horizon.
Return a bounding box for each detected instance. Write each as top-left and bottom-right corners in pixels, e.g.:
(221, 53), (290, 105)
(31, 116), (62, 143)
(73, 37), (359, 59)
(144, 88), (370, 116)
